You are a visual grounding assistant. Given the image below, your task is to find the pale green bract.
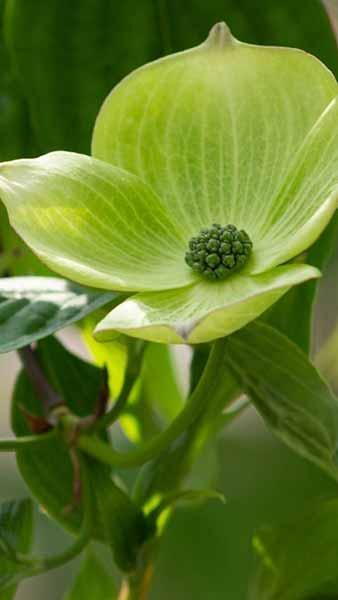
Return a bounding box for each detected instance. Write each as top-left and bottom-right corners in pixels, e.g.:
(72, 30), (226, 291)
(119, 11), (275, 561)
(0, 23), (338, 344)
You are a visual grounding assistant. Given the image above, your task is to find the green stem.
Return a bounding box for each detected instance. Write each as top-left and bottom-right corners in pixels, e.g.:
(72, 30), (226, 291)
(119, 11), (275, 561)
(0, 430), (57, 452)
(133, 364), (240, 505)
(118, 540), (157, 600)
(18, 455), (93, 575)
(78, 338), (226, 469)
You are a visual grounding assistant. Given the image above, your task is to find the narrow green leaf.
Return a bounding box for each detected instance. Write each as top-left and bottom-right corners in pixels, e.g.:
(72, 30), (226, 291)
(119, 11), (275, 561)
(0, 0), (49, 278)
(0, 277), (116, 353)
(149, 488), (225, 524)
(0, 0), (34, 161)
(227, 321), (338, 479)
(64, 550), (116, 600)
(4, 0), (161, 154)
(250, 499), (338, 600)
(11, 336), (104, 535)
(0, 498), (33, 595)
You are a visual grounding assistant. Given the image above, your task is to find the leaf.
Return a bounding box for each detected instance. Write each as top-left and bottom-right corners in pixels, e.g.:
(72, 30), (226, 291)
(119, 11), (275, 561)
(0, 0), (50, 277)
(64, 549), (116, 600)
(95, 264), (319, 344)
(0, 498), (34, 595)
(148, 488), (225, 524)
(250, 499), (338, 600)
(88, 465), (151, 573)
(11, 335), (150, 570)
(12, 336), (104, 534)
(0, 276), (116, 353)
(227, 321), (338, 479)
(4, 0), (161, 154)
(0, 151), (189, 292)
(0, 0), (33, 162)
(5, 0), (338, 156)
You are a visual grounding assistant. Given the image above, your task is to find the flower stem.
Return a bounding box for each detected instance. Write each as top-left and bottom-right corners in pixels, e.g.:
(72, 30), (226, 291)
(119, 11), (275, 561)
(18, 346), (62, 414)
(78, 337), (227, 469)
(0, 430), (57, 452)
(118, 541), (157, 600)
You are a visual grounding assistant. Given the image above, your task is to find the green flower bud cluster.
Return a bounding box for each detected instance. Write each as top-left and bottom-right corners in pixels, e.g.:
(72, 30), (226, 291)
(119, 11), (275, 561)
(185, 224), (252, 281)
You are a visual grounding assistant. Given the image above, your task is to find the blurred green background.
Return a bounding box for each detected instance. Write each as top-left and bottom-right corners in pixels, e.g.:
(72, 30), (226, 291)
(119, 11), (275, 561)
(1, 1), (338, 598)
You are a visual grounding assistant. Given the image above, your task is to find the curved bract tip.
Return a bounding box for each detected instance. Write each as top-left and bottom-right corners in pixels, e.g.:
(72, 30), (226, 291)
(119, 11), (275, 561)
(204, 22), (235, 50)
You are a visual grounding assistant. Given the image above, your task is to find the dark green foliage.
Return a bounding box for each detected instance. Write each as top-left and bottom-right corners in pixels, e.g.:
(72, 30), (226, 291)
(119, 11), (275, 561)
(227, 321), (338, 479)
(12, 336), (150, 572)
(12, 336), (104, 534)
(64, 550), (116, 600)
(0, 498), (34, 596)
(4, 0), (337, 158)
(250, 499), (338, 600)
(0, 277), (117, 353)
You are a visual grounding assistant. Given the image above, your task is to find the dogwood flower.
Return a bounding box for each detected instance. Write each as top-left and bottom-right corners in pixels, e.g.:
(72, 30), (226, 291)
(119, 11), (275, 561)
(0, 23), (337, 344)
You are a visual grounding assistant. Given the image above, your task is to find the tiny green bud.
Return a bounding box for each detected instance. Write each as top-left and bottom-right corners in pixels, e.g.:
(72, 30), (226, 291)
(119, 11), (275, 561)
(222, 255), (236, 268)
(192, 261), (203, 272)
(221, 231), (233, 242)
(206, 253), (221, 267)
(185, 224), (252, 281)
(232, 240), (243, 254)
(215, 265), (228, 278)
(220, 242), (231, 254)
(207, 239), (219, 251)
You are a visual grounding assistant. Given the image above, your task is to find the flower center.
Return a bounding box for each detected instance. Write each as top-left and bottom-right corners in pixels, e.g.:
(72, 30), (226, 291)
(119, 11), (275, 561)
(185, 223), (252, 281)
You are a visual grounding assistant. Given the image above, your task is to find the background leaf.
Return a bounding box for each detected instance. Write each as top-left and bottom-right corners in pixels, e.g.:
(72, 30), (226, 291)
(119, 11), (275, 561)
(227, 321), (338, 479)
(250, 499), (338, 600)
(0, 277), (117, 353)
(4, 0), (337, 157)
(0, 498), (33, 596)
(64, 549), (116, 600)
(12, 335), (150, 572)
(88, 465), (150, 573)
(12, 336), (103, 534)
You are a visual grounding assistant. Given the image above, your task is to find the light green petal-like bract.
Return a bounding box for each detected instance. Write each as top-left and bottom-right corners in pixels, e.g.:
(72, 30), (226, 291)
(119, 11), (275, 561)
(0, 151), (193, 292)
(92, 23), (338, 270)
(252, 96), (338, 272)
(94, 264), (319, 344)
